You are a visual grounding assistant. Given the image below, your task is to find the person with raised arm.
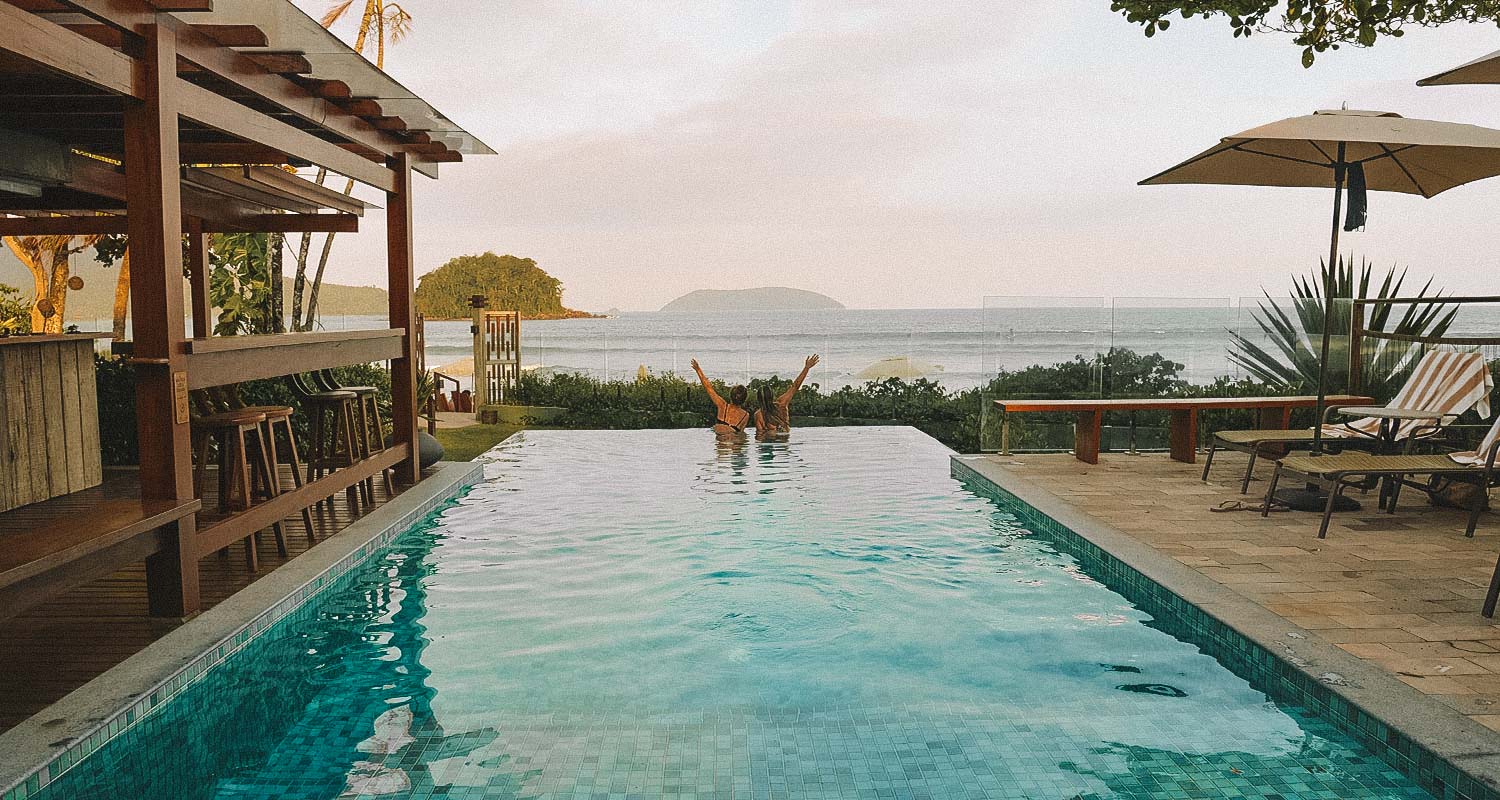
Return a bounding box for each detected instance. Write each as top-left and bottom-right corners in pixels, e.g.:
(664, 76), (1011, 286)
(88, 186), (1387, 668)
(690, 358), (751, 438)
(755, 354), (820, 439)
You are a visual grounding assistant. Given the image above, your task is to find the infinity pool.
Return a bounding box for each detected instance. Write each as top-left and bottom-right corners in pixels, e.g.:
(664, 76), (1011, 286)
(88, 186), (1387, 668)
(40, 428), (1428, 799)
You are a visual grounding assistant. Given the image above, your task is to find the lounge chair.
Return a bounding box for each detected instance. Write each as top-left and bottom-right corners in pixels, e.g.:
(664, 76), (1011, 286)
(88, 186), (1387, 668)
(1202, 350), (1493, 493)
(1260, 413), (1500, 540)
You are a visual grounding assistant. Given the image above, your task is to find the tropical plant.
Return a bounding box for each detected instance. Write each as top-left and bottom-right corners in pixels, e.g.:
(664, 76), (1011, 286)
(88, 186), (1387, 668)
(0, 283), (29, 335)
(209, 233), (277, 336)
(1109, 1), (1500, 67)
(1229, 256), (1456, 401)
(289, 0), (413, 332)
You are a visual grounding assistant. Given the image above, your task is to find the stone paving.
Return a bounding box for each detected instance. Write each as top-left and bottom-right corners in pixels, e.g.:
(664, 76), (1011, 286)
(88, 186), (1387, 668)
(976, 449), (1500, 731)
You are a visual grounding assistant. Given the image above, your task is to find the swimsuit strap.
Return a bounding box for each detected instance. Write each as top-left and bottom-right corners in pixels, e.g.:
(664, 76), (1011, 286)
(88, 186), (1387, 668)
(715, 406), (747, 432)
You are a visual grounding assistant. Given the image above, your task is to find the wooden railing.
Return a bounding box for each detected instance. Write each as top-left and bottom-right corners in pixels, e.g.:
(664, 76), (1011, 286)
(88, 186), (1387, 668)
(181, 329), (405, 389)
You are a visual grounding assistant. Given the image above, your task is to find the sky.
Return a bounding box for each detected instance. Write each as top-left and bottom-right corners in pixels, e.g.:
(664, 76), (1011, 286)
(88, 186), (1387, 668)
(298, 1), (1500, 311)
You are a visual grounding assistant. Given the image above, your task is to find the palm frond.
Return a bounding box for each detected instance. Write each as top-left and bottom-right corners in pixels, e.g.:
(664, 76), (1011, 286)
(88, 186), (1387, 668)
(320, 0), (356, 29)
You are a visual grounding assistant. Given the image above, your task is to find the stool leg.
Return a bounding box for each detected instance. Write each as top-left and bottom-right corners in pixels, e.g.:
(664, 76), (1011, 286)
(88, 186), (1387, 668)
(354, 396), (374, 503)
(278, 417), (317, 541)
(369, 395), (394, 495)
(250, 424), (289, 558)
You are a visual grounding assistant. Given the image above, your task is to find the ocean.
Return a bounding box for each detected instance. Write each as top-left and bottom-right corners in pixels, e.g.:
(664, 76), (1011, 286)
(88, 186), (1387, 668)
(84, 302), (1499, 393)
(317, 304), (1341, 391)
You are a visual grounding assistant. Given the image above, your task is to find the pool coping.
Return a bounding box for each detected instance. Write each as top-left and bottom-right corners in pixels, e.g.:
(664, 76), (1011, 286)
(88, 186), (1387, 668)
(953, 454), (1500, 799)
(0, 459), (485, 799)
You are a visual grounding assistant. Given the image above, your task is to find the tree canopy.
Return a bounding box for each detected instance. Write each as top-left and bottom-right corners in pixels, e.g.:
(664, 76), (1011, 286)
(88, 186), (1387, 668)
(1110, 1), (1500, 66)
(414, 252), (574, 319)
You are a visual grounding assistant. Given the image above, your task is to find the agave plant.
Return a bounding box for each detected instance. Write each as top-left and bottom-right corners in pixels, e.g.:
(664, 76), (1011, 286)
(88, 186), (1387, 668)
(1229, 256), (1457, 402)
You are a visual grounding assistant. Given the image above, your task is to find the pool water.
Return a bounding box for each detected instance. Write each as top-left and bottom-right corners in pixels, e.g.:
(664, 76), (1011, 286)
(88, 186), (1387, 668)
(40, 428), (1429, 799)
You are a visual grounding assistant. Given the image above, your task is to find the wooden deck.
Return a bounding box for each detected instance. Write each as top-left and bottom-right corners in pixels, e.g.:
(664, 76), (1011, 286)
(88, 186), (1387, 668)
(0, 464), (416, 733)
(968, 450), (1500, 731)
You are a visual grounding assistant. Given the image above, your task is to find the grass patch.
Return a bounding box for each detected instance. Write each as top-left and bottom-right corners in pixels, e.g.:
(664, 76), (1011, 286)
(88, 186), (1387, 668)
(433, 422), (522, 461)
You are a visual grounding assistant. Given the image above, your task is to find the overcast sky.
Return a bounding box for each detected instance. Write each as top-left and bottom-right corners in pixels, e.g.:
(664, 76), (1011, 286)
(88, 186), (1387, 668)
(301, 1), (1500, 311)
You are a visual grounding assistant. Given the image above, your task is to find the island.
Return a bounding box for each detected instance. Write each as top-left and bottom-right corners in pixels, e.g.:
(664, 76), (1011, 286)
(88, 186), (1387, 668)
(661, 287), (843, 312)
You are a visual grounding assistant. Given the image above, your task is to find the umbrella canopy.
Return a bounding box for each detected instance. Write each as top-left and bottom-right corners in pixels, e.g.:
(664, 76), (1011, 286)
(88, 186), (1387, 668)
(1142, 108), (1500, 462)
(1141, 109), (1500, 198)
(1418, 50), (1500, 87)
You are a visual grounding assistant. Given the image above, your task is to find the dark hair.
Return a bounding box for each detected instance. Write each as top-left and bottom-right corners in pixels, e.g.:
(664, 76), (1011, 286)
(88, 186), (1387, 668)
(730, 385), (748, 406)
(756, 385), (776, 425)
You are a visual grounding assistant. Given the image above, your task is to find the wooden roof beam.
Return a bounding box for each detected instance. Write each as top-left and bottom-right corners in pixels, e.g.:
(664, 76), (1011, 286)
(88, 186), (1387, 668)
(176, 78), (396, 191)
(0, 1), (136, 98)
(0, 213), (359, 235)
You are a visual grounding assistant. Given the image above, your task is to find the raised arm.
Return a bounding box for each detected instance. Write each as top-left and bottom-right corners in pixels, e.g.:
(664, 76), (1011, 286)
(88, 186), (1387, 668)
(690, 358), (726, 408)
(779, 354), (820, 404)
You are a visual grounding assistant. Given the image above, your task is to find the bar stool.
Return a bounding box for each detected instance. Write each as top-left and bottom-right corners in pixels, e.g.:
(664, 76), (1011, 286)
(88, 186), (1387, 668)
(315, 369), (394, 496)
(211, 386), (318, 543)
(288, 374), (364, 512)
(190, 399), (287, 571)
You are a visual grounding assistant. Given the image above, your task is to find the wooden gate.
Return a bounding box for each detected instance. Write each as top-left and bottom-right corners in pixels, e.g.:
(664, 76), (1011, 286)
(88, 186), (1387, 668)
(474, 310), (520, 407)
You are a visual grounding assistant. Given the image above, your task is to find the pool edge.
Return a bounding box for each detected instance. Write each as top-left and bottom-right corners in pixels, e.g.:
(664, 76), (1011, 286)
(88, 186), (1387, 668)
(952, 454), (1500, 800)
(0, 460), (486, 800)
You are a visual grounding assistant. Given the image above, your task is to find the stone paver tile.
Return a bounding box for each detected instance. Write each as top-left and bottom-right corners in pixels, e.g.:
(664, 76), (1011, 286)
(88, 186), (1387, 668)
(1401, 624), (1500, 642)
(1469, 715), (1500, 733)
(1327, 613), (1432, 630)
(1387, 642), (1500, 659)
(1360, 656), (1489, 677)
(1315, 628), (1423, 644)
(1397, 675), (1477, 695)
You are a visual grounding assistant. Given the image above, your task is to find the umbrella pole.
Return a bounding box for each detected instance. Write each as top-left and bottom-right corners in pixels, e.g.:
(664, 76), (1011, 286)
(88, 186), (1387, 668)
(1311, 142), (1346, 457)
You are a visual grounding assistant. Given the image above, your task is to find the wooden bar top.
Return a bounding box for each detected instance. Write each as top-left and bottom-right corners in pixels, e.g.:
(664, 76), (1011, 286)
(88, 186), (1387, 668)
(0, 332), (111, 348)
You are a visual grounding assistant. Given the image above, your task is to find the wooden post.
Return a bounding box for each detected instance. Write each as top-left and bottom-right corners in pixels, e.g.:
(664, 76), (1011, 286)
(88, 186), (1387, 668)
(1348, 300), (1365, 396)
(186, 218), (209, 339)
(1073, 409), (1102, 464)
(386, 152), (420, 484)
(125, 22), (198, 617)
(1168, 408), (1199, 464)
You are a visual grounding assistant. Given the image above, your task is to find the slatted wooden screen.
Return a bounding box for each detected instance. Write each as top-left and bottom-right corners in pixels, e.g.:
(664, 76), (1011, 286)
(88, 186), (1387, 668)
(474, 311), (520, 407)
(0, 337), (104, 512)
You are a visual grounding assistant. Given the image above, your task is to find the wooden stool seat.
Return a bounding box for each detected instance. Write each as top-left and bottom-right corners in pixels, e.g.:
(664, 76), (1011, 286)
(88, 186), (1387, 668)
(189, 404), (286, 571)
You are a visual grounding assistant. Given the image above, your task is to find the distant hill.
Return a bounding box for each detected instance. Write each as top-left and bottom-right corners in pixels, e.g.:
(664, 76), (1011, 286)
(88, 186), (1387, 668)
(0, 250), (390, 325)
(661, 287), (844, 312)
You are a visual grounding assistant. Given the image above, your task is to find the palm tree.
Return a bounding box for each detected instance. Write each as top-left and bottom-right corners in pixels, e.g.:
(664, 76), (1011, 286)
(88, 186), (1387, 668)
(1229, 256), (1457, 402)
(290, 0), (413, 331)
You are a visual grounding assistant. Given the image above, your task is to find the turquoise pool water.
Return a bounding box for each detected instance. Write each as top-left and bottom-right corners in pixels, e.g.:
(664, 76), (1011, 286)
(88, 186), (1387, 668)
(37, 428), (1429, 799)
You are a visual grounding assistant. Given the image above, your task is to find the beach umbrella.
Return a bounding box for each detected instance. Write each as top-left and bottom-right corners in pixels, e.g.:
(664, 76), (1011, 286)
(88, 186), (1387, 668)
(1418, 49), (1500, 86)
(1141, 108), (1500, 457)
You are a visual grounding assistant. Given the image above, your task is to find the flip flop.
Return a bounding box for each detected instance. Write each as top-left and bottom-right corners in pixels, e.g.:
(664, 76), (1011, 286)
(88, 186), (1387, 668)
(1211, 500), (1288, 513)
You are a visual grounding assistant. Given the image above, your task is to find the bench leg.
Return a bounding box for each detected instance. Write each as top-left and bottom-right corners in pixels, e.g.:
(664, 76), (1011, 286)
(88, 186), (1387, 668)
(1169, 409), (1198, 463)
(1258, 405), (1292, 429)
(145, 516), (200, 618)
(1241, 450), (1258, 495)
(1074, 410), (1101, 464)
(1200, 440), (1216, 482)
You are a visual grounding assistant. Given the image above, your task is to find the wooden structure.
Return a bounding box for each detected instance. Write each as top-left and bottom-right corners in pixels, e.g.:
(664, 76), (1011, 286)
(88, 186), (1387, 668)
(994, 395), (1374, 464)
(0, 334), (107, 512)
(0, 0), (490, 618)
(474, 309), (521, 409)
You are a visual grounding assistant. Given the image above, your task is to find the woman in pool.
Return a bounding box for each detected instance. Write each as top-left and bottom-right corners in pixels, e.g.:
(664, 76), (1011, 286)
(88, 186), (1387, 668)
(755, 354), (819, 439)
(690, 358), (751, 437)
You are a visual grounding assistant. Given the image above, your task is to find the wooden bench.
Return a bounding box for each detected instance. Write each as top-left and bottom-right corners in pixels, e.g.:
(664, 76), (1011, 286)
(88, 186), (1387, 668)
(0, 490), (200, 621)
(994, 395), (1375, 465)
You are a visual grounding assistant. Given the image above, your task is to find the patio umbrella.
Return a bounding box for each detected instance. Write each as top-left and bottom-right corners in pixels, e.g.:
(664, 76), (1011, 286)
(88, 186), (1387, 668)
(1141, 108), (1500, 458)
(1418, 49), (1500, 86)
